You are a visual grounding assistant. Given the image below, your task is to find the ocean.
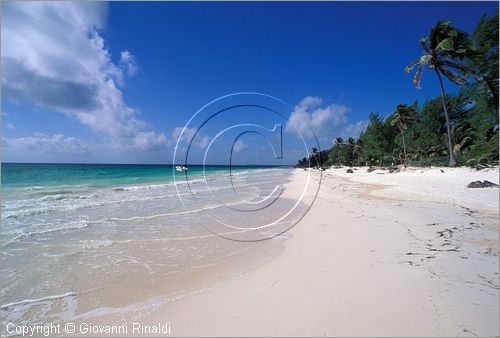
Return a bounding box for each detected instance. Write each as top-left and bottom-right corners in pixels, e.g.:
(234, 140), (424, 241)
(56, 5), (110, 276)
(1, 163), (297, 332)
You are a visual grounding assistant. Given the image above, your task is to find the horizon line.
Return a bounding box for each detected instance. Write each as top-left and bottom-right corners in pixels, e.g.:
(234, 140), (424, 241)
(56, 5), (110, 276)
(1, 162), (294, 166)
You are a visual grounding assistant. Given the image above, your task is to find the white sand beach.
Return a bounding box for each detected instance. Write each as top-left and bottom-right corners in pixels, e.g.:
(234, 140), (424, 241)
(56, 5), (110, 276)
(133, 166), (499, 336)
(3, 2), (499, 337)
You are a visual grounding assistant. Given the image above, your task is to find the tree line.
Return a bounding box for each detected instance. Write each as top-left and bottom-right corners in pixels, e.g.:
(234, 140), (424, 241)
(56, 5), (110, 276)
(297, 11), (498, 169)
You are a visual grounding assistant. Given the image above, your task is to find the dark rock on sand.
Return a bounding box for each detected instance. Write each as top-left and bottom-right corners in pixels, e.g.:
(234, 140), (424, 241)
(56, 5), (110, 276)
(346, 168), (354, 173)
(467, 180), (499, 188)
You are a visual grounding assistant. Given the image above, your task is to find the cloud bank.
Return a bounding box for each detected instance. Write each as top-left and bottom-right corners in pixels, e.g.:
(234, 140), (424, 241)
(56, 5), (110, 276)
(232, 140), (247, 153)
(341, 120), (369, 139)
(3, 133), (90, 159)
(285, 96), (348, 140)
(171, 127), (210, 149)
(285, 96), (369, 148)
(2, 2), (167, 152)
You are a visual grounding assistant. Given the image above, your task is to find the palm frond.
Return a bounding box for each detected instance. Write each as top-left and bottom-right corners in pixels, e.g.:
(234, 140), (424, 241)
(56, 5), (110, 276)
(439, 66), (466, 85)
(418, 37), (431, 53)
(391, 104), (416, 130)
(413, 65), (425, 89)
(440, 59), (475, 76)
(390, 114), (400, 127)
(429, 20), (452, 49)
(435, 37), (454, 52)
(408, 20), (474, 93)
(405, 59), (421, 73)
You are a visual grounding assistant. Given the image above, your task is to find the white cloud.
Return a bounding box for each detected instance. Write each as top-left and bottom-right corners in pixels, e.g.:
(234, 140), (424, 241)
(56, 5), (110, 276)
(120, 51), (138, 77)
(197, 135), (210, 149)
(130, 131), (168, 151)
(5, 123), (15, 130)
(285, 96), (348, 140)
(4, 133), (89, 155)
(232, 139), (247, 153)
(1, 2), (166, 152)
(341, 120), (369, 139)
(171, 127), (210, 149)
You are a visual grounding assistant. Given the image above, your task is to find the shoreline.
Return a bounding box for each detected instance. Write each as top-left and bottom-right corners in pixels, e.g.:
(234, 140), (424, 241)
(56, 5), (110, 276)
(128, 166), (498, 336)
(1, 167), (296, 336)
(3, 166), (498, 336)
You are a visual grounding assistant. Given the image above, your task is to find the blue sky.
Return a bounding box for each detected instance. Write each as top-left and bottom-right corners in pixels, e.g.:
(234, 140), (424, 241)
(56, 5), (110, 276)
(2, 1), (497, 164)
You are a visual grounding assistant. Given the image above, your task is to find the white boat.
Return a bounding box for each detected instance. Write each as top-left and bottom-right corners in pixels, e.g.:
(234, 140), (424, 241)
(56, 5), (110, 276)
(175, 165), (188, 172)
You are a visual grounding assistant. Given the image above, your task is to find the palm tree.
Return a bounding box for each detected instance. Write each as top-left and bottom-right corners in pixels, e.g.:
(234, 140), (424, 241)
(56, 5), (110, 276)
(405, 21), (474, 167)
(311, 147), (319, 168)
(352, 139), (362, 164)
(390, 104), (416, 165)
(346, 137), (356, 166)
(334, 137), (344, 165)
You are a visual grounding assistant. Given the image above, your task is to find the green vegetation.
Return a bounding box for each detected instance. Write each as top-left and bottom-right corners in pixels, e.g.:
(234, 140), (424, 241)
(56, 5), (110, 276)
(405, 20), (475, 166)
(297, 11), (498, 169)
(390, 104), (416, 165)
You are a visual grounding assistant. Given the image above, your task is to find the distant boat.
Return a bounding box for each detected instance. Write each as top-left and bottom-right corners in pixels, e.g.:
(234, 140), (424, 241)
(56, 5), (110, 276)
(175, 165), (188, 172)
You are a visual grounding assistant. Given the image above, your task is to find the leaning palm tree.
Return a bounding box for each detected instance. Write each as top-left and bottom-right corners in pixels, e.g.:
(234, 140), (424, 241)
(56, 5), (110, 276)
(405, 21), (474, 167)
(390, 104), (416, 165)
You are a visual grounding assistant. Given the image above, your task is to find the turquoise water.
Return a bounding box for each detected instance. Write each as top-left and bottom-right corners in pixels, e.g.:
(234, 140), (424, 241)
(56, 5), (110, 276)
(1, 163), (284, 189)
(1, 163), (302, 329)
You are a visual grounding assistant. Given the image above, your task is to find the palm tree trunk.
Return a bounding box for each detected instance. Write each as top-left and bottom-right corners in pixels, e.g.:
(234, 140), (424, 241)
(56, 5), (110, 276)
(312, 152), (319, 169)
(400, 128), (407, 166)
(434, 68), (457, 167)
